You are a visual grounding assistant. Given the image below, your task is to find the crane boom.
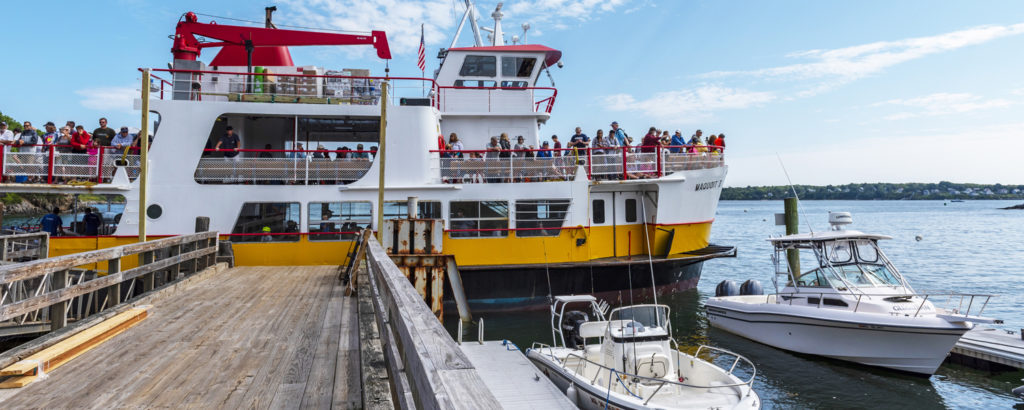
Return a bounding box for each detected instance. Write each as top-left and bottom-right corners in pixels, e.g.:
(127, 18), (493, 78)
(171, 12), (392, 62)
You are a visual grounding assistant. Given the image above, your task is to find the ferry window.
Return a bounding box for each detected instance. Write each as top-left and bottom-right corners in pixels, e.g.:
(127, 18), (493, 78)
(449, 201), (508, 238)
(309, 201), (371, 241)
(501, 57), (537, 78)
(231, 202), (300, 242)
(459, 55), (497, 77)
(454, 80), (497, 87)
(516, 200), (570, 237)
(383, 201), (442, 219)
(592, 200), (605, 224)
(855, 240), (880, 263)
(624, 199), (637, 223)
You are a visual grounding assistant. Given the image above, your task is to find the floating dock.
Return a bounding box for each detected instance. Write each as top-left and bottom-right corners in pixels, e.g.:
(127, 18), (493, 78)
(459, 340), (576, 409)
(948, 327), (1024, 371)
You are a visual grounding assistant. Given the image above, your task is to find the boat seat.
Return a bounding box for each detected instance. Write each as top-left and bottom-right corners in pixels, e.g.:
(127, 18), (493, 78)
(629, 346), (671, 379)
(579, 321), (607, 339)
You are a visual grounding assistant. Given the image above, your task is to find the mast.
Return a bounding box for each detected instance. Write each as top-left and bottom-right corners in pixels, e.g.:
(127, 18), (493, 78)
(464, 0), (484, 47)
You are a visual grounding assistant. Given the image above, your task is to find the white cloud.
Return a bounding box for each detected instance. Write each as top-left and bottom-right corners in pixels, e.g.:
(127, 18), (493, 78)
(75, 86), (137, 113)
(704, 22), (1024, 95)
(279, 0), (638, 56)
(603, 85), (776, 123)
(873, 92), (1014, 120)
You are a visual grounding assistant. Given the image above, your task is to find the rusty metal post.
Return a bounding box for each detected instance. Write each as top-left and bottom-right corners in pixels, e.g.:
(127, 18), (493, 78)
(407, 196), (419, 219)
(431, 266), (445, 319)
(446, 257), (472, 323)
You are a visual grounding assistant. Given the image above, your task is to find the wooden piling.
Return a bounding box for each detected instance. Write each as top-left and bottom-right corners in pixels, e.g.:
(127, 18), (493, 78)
(784, 197), (800, 278)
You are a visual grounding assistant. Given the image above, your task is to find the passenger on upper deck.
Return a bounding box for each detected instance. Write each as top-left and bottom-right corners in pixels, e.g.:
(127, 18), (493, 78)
(537, 141), (553, 158)
(41, 122), (58, 147)
(513, 136), (527, 156)
(70, 126), (92, 154)
(111, 127), (133, 151)
(551, 135), (562, 156)
(670, 130), (686, 153)
(485, 137), (500, 159)
(715, 133), (725, 150)
(640, 127), (662, 153)
(568, 127), (589, 150)
(0, 122), (14, 147)
(313, 145), (328, 159)
(354, 144), (369, 160)
(288, 143), (306, 159)
(498, 133), (512, 158)
(610, 121), (629, 148)
(92, 118), (116, 147)
(370, 146), (378, 159)
(259, 144), (274, 158)
(16, 122), (39, 151)
(592, 130), (609, 155)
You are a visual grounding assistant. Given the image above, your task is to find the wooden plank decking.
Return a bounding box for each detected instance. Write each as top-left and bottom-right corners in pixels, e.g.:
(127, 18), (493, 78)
(0, 265), (359, 409)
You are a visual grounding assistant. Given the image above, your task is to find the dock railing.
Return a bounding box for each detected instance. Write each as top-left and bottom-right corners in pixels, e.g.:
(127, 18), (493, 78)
(0, 232), (218, 334)
(361, 233), (500, 409)
(1, 232), (48, 263)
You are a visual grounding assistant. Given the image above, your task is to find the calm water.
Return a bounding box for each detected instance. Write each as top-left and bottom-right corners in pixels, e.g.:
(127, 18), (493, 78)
(449, 200), (1024, 409)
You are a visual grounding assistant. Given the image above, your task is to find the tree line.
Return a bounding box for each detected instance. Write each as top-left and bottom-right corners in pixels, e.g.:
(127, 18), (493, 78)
(722, 182), (1024, 200)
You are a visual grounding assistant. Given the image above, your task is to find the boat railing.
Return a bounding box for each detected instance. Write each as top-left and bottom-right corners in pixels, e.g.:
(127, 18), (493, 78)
(1, 145), (140, 184)
(528, 341), (756, 404)
(195, 148), (375, 185)
(141, 68), (440, 108)
(774, 290), (998, 317)
(436, 85), (558, 114)
(431, 145), (724, 183)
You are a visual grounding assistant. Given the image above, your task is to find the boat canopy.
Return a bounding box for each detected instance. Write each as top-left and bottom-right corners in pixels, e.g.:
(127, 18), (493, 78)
(768, 230), (892, 246)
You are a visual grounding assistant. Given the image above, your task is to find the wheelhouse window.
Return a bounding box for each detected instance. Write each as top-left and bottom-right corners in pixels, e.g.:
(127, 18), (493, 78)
(309, 201), (371, 241)
(231, 202), (300, 242)
(449, 201), (508, 238)
(501, 57), (537, 78)
(515, 199), (570, 237)
(383, 201), (442, 219)
(459, 55), (497, 77)
(454, 79), (497, 87)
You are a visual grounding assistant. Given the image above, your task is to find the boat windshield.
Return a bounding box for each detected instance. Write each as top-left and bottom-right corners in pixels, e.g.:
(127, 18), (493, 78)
(609, 305), (669, 330)
(798, 264), (901, 288)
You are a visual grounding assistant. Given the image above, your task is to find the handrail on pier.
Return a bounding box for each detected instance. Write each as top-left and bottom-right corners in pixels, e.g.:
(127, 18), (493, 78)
(361, 232), (500, 409)
(1, 232), (49, 263)
(0, 232), (219, 331)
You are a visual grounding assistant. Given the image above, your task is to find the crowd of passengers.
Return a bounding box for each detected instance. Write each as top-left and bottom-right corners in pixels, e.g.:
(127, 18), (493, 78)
(438, 121), (726, 182)
(0, 117), (150, 183)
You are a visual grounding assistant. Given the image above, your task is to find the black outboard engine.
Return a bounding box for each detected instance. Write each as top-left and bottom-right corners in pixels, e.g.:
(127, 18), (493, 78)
(1012, 382), (1024, 400)
(715, 280), (740, 297)
(561, 310), (589, 349)
(740, 279), (764, 296)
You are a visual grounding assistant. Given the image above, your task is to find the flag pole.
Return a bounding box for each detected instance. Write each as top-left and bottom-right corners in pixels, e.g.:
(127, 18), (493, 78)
(421, 23), (426, 97)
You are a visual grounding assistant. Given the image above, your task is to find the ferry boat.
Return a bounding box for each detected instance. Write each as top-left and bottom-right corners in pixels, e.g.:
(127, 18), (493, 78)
(0, 7), (732, 311)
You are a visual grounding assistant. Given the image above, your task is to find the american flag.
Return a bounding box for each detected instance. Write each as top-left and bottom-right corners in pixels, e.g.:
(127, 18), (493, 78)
(417, 24), (426, 72)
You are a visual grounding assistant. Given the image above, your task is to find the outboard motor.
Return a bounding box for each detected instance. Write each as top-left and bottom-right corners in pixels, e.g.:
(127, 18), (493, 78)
(715, 280), (740, 297)
(1013, 381), (1024, 400)
(740, 279), (764, 296)
(561, 310), (589, 349)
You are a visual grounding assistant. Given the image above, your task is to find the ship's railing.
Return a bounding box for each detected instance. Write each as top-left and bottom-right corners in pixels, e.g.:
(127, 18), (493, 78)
(195, 148), (374, 185)
(1, 145), (140, 184)
(142, 68), (440, 108)
(775, 290), (999, 318)
(437, 85), (558, 114)
(431, 145), (724, 183)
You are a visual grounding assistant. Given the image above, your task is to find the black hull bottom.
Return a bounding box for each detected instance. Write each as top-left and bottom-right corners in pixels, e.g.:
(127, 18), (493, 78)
(456, 257), (704, 312)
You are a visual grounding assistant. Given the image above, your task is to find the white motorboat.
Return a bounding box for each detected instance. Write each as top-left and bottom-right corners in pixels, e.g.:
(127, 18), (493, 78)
(706, 212), (1001, 375)
(527, 295), (760, 409)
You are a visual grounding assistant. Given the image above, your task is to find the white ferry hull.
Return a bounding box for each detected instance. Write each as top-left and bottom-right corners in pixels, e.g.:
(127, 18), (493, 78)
(706, 299), (970, 374)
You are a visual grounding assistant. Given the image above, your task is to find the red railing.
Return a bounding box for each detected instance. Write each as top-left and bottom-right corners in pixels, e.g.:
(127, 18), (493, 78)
(142, 68), (441, 108)
(437, 85), (558, 113)
(1, 145), (142, 185)
(431, 144), (723, 182)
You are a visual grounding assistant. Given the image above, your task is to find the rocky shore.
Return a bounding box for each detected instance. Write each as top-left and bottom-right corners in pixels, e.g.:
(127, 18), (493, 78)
(1001, 203), (1024, 210)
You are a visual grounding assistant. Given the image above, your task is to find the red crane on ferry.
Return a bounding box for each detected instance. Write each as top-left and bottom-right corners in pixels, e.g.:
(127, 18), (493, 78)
(170, 10), (392, 67)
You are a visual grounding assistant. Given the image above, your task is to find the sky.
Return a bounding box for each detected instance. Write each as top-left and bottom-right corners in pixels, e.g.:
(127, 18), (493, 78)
(3, 0), (1024, 186)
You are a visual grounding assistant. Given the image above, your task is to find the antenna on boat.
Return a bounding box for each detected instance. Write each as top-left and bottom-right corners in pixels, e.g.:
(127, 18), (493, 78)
(776, 153), (814, 235)
(451, 0), (485, 48)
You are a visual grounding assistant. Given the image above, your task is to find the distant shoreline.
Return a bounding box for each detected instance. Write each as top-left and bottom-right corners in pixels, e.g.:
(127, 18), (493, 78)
(722, 182), (1024, 201)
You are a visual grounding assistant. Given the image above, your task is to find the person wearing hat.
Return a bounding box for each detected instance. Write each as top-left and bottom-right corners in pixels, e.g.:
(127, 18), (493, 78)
(610, 121), (629, 147)
(214, 125), (241, 158)
(111, 127), (134, 150)
(670, 130), (686, 153)
(0, 121), (14, 147)
(537, 141), (553, 158)
(260, 226), (273, 242)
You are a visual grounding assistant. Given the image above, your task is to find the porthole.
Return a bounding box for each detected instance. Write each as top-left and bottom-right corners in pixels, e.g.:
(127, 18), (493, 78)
(147, 204), (163, 219)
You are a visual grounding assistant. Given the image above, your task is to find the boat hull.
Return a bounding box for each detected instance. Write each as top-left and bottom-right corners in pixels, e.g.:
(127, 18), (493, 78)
(706, 299), (970, 374)
(459, 256), (705, 312)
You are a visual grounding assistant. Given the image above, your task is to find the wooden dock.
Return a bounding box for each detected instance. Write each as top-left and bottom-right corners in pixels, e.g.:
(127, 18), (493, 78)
(0, 265), (360, 408)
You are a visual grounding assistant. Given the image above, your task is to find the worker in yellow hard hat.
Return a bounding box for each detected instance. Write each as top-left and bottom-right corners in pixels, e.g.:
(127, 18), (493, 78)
(261, 226), (273, 242)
